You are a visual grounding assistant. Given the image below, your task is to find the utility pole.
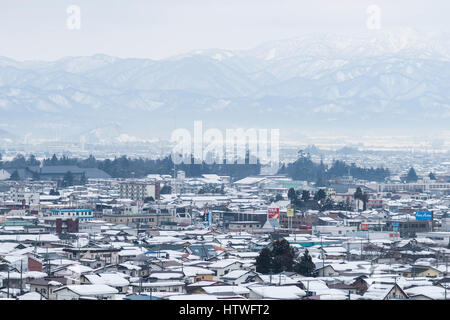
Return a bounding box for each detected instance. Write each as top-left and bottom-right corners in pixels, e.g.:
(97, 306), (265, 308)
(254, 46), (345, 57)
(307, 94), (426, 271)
(321, 236), (325, 268)
(360, 239), (363, 259)
(7, 267), (10, 299)
(20, 260), (23, 295)
(46, 247), (51, 275)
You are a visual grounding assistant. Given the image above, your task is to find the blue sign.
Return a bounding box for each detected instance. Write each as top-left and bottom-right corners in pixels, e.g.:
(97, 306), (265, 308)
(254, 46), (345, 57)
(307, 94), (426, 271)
(416, 211), (432, 221)
(392, 222), (399, 226)
(204, 210), (211, 226)
(393, 227), (398, 232)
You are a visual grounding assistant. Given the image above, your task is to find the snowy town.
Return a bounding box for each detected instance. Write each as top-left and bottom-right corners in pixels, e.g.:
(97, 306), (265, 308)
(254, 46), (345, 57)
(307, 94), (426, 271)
(0, 162), (450, 301)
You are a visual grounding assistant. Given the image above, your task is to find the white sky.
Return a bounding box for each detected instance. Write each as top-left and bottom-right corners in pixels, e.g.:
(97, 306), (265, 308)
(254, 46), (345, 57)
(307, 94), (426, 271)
(1, 0), (449, 61)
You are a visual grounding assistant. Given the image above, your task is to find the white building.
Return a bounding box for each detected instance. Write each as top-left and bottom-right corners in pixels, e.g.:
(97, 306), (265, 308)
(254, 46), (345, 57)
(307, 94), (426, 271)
(53, 284), (118, 300)
(119, 182), (160, 201)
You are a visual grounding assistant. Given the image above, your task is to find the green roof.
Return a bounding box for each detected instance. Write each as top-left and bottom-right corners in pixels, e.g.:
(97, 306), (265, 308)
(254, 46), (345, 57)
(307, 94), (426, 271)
(2, 220), (35, 227)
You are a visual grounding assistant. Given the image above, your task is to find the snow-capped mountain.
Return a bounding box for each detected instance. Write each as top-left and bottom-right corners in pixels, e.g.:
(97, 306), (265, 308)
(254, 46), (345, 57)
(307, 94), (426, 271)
(1, 29), (450, 144)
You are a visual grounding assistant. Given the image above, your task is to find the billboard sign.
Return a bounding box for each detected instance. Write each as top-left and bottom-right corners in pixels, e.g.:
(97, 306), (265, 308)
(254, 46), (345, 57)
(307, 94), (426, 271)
(287, 208), (294, 217)
(360, 224), (368, 231)
(392, 222), (399, 227)
(268, 208), (280, 219)
(416, 211), (432, 221)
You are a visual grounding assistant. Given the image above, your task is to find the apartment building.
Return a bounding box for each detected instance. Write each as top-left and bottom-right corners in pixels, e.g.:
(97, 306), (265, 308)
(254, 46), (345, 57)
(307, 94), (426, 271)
(119, 182), (160, 201)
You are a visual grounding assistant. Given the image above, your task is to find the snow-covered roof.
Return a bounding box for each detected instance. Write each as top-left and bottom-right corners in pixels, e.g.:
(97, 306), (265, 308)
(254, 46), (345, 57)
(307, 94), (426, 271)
(84, 273), (129, 287)
(202, 285), (250, 295)
(249, 285), (306, 299)
(58, 284), (118, 296)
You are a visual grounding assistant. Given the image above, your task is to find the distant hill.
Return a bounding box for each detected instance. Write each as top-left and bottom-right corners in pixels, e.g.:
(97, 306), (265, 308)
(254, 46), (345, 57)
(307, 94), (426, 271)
(1, 29), (449, 144)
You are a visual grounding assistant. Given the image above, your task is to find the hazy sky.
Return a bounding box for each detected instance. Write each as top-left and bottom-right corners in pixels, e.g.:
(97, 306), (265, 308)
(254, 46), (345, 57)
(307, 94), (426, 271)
(1, 0), (449, 61)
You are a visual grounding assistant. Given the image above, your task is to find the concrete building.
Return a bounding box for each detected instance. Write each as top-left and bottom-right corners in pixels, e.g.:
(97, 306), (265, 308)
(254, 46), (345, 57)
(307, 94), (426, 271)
(119, 182), (160, 201)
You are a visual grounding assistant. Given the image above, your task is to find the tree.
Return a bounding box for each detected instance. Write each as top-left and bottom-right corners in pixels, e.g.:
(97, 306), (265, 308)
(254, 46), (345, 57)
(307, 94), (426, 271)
(406, 167), (418, 183)
(274, 194), (283, 202)
(314, 189), (326, 202)
(354, 187), (363, 200)
(271, 239), (295, 273)
(255, 248), (273, 274)
(319, 197), (335, 212)
(9, 170), (20, 181)
(287, 188), (297, 203)
(429, 172), (437, 180)
(354, 187), (368, 211)
(315, 173), (327, 187)
(255, 239), (295, 274)
(301, 190), (310, 201)
(26, 154), (40, 166)
(49, 189), (60, 196)
(80, 172), (87, 185)
(50, 154), (58, 165)
(295, 249), (315, 277)
(361, 193), (369, 211)
(62, 171), (74, 187)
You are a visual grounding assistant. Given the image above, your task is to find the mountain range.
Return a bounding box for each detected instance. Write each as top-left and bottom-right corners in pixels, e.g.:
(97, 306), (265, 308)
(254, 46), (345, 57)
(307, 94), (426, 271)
(1, 28), (449, 148)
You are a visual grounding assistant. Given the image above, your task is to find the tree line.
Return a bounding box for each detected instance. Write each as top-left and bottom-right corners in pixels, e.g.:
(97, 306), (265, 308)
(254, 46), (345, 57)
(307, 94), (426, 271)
(0, 152), (261, 180)
(278, 154), (390, 184)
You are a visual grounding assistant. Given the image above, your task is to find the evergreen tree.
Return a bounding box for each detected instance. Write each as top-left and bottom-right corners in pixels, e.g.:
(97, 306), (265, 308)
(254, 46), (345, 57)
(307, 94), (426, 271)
(354, 187), (365, 211)
(354, 187), (363, 200)
(62, 171), (74, 187)
(406, 167), (418, 183)
(301, 190), (310, 201)
(80, 172), (87, 185)
(50, 154), (58, 165)
(295, 249), (315, 277)
(271, 239), (295, 273)
(429, 172), (437, 180)
(319, 197), (335, 212)
(361, 193), (369, 211)
(255, 248), (273, 274)
(274, 194), (283, 202)
(314, 189), (326, 202)
(26, 154), (40, 166)
(255, 239), (295, 274)
(287, 188), (297, 203)
(9, 170), (20, 181)
(49, 189), (60, 196)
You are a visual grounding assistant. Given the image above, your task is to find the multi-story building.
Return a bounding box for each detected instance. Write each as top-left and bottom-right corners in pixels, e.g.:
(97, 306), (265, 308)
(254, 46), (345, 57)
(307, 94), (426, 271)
(379, 181), (450, 194)
(119, 182), (160, 201)
(102, 206), (171, 225)
(49, 209), (94, 220)
(12, 190), (40, 206)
